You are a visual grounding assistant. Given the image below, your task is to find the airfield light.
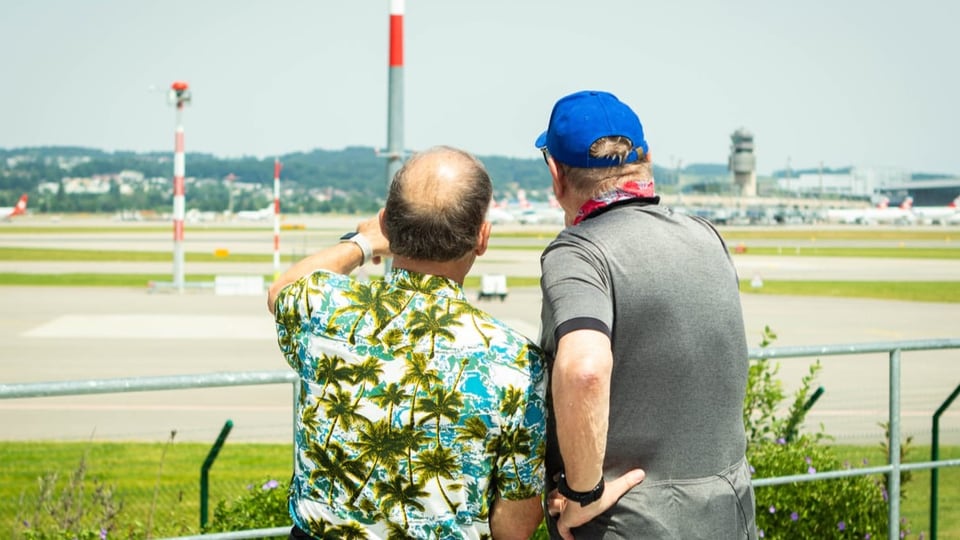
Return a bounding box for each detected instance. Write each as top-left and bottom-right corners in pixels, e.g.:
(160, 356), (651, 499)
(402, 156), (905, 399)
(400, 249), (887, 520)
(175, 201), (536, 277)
(273, 159), (282, 277)
(169, 80), (191, 293)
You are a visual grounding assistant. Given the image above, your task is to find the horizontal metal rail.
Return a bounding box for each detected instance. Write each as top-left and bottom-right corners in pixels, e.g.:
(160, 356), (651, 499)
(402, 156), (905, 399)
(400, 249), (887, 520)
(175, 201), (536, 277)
(2, 338), (958, 540)
(0, 370), (296, 399)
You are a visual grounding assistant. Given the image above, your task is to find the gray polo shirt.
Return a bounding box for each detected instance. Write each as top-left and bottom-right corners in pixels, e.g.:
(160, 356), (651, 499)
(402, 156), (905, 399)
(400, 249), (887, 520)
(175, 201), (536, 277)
(539, 201), (756, 539)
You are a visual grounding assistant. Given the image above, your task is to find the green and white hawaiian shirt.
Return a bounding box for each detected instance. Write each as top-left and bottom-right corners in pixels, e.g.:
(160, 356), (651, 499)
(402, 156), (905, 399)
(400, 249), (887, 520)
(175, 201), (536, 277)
(274, 267), (546, 539)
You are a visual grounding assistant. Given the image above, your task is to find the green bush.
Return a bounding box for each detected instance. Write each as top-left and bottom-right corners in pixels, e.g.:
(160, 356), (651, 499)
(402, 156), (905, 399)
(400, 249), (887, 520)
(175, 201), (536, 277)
(751, 436), (889, 538)
(744, 326), (918, 539)
(205, 477), (291, 536)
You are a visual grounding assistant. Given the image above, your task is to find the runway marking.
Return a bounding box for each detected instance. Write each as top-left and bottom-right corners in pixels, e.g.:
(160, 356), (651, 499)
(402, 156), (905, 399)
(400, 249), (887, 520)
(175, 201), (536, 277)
(23, 314), (276, 340)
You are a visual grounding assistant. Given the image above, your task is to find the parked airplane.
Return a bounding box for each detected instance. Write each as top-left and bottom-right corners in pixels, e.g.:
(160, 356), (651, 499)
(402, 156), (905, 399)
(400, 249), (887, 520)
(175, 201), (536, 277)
(486, 199), (517, 224)
(910, 196), (960, 225)
(0, 193), (28, 220)
(234, 203), (275, 221)
(487, 190), (564, 225)
(824, 196), (915, 225)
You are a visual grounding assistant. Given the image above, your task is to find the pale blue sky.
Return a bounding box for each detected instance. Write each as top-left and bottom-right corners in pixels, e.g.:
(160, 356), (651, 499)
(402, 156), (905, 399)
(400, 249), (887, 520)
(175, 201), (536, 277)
(2, 0), (958, 175)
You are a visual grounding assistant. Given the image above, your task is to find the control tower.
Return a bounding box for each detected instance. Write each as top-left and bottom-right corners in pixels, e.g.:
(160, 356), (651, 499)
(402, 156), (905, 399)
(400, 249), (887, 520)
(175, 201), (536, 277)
(728, 127), (757, 197)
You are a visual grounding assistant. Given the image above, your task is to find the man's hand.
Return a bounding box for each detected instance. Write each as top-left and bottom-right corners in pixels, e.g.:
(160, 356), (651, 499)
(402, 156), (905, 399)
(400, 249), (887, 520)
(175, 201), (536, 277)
(546, 468), (645, 540)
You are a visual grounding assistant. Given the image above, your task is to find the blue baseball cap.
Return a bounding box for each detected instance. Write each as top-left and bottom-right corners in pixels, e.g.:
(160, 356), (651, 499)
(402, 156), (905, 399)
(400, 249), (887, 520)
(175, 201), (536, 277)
(534, 90), (648, 168)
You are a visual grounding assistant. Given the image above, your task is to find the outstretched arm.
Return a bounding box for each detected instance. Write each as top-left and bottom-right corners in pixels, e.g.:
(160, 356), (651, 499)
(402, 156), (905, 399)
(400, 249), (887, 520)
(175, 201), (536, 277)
(267, 212), (390, 314)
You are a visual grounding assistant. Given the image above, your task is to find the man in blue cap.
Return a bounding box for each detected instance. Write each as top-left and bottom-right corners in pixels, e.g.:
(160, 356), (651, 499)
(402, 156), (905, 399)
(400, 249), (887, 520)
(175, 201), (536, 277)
(535, 90), (757, 539)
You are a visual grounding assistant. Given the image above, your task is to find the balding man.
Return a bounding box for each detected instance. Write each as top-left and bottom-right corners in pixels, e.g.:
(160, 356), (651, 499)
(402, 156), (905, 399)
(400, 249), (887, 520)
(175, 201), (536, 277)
(268, 146), (547, 540)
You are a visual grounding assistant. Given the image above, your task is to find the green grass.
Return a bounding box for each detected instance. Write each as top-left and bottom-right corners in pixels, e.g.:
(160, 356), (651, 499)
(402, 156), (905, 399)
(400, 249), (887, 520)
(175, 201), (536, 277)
(0, 440), (291, 538)
(1, 274), (958, 303)
(1, 441), (956, 538)
(733, 246), (960, 259)
(0, 247), (291, 263)
(740, 280), (960, 303)
(0, 273), (270, 287)
(829, 444), (960, 537)
(719, 229), (960, 242)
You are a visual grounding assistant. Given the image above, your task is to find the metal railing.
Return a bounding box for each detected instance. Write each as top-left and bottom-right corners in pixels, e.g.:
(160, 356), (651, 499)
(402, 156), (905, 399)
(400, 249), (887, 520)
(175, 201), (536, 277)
(2, 338), (958, 540)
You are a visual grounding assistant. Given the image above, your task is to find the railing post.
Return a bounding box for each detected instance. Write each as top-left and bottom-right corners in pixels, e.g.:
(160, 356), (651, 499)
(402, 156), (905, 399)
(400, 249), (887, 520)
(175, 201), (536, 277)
(887, 348), (902, 540)
(930, 383), (960, 540)
(200, 420), (234, 530)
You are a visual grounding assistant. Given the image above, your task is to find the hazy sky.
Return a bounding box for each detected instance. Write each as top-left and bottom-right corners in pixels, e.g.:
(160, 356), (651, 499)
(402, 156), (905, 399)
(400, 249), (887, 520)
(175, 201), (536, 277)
(2, 0), (958, 176)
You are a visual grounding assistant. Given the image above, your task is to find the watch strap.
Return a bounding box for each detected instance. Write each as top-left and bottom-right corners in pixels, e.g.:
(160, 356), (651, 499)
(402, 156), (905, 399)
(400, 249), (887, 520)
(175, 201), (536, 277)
(558, 472), (605, 507)
(340, 232), (373, 266)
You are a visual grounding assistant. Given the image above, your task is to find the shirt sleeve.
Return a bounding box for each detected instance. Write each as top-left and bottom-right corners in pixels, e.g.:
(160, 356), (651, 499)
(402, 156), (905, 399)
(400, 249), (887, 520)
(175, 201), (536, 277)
(540, 236), (613, 345)
(496, 342), (548, 501)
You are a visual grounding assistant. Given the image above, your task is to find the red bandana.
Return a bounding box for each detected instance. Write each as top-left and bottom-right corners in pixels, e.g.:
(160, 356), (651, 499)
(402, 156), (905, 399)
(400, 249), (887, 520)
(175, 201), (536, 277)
(572, 179), (656, 225)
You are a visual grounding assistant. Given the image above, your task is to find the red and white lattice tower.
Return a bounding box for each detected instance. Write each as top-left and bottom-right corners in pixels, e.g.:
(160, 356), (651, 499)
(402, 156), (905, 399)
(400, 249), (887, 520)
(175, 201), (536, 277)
(169, 81), (191, 293)
(272, 158), (282, 276)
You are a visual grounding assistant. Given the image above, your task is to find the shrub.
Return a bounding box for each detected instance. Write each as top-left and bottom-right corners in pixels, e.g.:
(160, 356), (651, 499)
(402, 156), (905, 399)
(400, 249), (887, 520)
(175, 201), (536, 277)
(745, 326), (918, 539)
(204, 477), (291, 536)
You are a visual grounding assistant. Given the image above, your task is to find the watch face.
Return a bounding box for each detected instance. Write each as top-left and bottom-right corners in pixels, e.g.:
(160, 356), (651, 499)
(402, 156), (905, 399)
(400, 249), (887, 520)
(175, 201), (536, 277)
(340, 231), (359, 241)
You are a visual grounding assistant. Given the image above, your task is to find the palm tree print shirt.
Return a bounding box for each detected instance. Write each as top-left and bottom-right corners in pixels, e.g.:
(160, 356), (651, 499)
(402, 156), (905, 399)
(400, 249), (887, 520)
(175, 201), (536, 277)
(274, 267), (547, 539)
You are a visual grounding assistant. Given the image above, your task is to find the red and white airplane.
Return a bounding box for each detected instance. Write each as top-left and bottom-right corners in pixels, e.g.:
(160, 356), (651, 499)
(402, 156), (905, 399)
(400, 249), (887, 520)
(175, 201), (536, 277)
(825, 196), (915, 225)
(910, 195), (960, 225)
(0, 193), (28, 220)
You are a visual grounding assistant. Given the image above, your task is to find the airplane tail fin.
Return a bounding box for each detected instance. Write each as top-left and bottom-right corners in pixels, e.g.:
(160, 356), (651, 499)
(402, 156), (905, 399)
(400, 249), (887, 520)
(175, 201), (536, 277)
(11, 194), (28, 216)
(517, 189), (531, 209)
(876, 196), (889, 209)
(950, 196), (960, 209)
(899, 196), (913, 210)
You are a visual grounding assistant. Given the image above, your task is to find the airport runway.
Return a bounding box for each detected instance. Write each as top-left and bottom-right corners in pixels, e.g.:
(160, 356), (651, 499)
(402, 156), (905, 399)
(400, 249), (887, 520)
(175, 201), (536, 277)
(1, 218), (959, 446)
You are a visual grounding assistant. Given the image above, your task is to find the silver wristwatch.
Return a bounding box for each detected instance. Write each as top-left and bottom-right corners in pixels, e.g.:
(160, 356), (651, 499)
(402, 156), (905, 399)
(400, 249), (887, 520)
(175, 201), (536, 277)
(339, 231), (373, 266)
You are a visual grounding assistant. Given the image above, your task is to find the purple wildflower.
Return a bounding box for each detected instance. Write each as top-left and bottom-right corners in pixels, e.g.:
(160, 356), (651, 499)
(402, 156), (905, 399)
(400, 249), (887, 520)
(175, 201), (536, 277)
(791, 511), (799, 521)
(838, 521), (846, 531)
(758, 530), (764, 538)
(769, 505), (776, 514)
(865, 534), (871, 539)
(262, 479), (280, 490)
(100, 528), (108, 539)
(808, 466), (817, 474)
(805, 456), (812, 464)
(777, 437), (786, 445)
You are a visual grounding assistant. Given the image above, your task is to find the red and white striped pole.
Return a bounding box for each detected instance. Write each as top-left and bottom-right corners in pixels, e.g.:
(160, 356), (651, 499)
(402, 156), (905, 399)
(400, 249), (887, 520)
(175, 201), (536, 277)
(384, 0), (405, 274)
(272, 158), (282, 277)
(170, 80), (191, 293)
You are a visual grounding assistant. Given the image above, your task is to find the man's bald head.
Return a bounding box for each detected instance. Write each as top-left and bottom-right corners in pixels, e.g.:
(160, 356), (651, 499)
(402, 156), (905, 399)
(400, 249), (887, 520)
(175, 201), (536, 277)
(384, 146), (493, 262)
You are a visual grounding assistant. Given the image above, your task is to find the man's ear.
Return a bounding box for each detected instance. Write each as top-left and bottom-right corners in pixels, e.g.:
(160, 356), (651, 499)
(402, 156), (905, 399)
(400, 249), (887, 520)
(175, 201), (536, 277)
(476, 220), (491, 256)
(550, 159), (566, 200)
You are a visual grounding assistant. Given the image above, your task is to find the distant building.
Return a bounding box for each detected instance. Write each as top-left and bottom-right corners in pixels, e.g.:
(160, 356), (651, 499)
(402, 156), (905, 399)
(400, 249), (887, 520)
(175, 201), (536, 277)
(777, 167), (911, 198)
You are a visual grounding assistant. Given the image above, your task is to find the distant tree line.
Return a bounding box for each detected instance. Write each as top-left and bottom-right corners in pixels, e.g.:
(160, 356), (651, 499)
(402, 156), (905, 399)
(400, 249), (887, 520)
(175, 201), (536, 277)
(0, 145), (687, 214)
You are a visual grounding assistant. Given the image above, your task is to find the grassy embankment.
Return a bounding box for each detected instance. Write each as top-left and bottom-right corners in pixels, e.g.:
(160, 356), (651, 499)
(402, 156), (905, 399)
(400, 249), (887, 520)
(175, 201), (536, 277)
(1, 441), (956, 539)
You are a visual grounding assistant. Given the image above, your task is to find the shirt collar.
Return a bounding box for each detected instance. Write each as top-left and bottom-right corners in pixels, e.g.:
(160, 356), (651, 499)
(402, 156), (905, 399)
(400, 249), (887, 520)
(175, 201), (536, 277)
(385, 267), (468, 301)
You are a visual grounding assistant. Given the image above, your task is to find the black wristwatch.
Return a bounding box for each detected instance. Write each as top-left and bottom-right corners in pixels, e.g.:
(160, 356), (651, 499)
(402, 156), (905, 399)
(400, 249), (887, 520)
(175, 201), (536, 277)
(557, 472), (605, 506)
